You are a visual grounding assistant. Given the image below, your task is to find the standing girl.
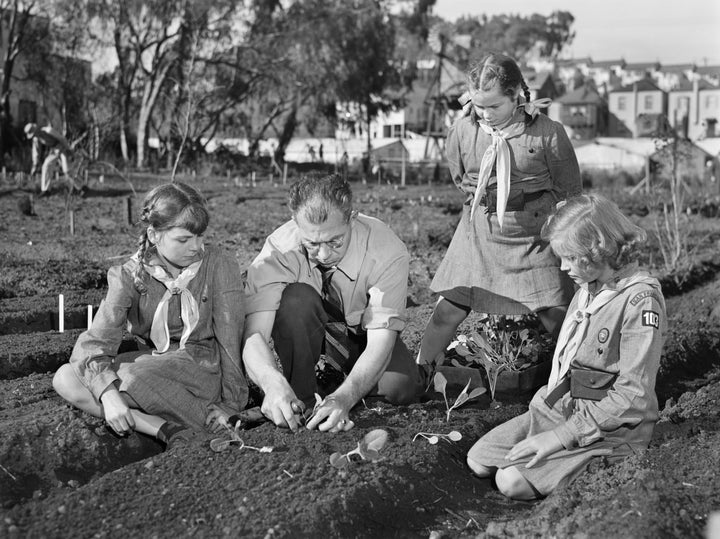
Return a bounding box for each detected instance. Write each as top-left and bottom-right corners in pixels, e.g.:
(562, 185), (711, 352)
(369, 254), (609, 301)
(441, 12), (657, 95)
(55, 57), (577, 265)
(418, 53), (581, 366)
(466, 194), (666, 499)
(53, 182), (248, 447)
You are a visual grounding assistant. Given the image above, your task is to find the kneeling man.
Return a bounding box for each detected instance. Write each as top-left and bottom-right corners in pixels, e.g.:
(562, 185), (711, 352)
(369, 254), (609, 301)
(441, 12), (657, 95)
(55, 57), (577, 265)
(244, 173), (422, 432)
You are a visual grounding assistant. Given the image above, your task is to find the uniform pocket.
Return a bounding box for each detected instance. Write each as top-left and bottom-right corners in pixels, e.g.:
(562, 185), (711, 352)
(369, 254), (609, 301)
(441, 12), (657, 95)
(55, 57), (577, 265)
(570, 367), (618, 401)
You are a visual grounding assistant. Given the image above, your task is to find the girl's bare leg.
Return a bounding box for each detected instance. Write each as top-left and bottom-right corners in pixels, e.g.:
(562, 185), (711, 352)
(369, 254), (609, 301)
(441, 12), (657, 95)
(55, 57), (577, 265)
(495, 466), (539, 500)
(417, 297), (471, 365)
(537, 306), (567, 340)
(53, 363), (165, 437)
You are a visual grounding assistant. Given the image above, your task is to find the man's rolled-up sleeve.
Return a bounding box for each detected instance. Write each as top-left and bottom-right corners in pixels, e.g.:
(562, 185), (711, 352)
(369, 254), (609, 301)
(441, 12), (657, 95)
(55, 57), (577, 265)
(361, 248), (410, 332)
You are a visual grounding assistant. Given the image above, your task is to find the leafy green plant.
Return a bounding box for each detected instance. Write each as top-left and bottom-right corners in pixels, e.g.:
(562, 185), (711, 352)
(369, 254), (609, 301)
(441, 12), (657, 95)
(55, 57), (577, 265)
(447, 314), (554, 399)
(433, 372), (486, 422)
(413, 430), (462, 444)
(329, 429), (389, 468)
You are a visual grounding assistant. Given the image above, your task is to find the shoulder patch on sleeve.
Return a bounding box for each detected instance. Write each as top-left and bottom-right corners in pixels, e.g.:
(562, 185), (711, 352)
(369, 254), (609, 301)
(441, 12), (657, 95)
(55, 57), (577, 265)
(630, 289), (661, 306)
(641, 310), (660, 329)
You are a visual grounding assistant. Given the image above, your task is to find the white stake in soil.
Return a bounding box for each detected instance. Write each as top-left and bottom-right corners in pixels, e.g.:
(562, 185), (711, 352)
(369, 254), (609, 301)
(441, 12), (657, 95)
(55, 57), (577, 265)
(58, 294), (64, 333)
(87, 305), (93, 329)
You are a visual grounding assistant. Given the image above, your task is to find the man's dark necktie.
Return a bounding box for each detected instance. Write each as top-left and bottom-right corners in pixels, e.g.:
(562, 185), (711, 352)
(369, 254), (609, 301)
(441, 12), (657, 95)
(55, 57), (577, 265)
(318, 266), (351, 371)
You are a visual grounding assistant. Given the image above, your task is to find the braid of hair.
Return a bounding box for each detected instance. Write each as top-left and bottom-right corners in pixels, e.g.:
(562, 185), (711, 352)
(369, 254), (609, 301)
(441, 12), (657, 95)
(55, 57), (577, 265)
(521, 80), (531, 104)
(520, 79), (533, 124)
(133, 230), (150, 295)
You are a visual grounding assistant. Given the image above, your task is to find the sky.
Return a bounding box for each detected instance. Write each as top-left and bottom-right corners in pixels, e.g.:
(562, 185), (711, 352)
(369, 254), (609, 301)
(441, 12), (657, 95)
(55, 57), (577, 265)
(432, 0), (720, 66)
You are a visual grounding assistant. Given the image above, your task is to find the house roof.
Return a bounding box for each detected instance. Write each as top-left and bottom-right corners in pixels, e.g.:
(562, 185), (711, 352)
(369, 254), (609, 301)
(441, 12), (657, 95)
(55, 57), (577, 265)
(658, 63), (695, 73)
(695, 138), (720, 156)
(590, 59), (625, 69)
(624, 62), (660, 71)
(671, 79), (717, 92)
(557, 85), (606, 105)
(557, 57), (592, 67)
(696, 65), (720, 76)
(612, 78), (664, 93)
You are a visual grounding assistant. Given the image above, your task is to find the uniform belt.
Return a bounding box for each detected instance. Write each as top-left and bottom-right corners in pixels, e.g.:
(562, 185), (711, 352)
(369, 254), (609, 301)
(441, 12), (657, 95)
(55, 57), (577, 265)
(544, 376), (570, 408)
(479, 189), (548, 213)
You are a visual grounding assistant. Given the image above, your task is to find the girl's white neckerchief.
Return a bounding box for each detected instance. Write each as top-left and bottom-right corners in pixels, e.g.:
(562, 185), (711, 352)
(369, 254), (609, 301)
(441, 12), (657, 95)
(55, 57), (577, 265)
(143, 259), (203, 354)
(458, 94), (553, 228)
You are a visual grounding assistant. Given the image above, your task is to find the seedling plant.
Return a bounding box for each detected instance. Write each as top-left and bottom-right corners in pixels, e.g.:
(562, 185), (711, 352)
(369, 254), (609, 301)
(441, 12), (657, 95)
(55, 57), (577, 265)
(210, 423), (275, 453)
(447, 314), (554, 399)
(413, 431), (462, 444)
(433, 372), (486, 422)
(329, 429), (389, 468)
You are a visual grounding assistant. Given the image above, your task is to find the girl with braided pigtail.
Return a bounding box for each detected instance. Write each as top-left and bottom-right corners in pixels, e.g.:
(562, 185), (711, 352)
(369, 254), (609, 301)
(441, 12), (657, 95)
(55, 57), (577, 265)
(53, 182), (249, 449)
(418, 53), (582, 373)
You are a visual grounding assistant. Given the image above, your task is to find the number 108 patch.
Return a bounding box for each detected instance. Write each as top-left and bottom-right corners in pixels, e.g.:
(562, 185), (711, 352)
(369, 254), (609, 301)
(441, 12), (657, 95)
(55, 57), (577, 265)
(642, 310), (660, 329)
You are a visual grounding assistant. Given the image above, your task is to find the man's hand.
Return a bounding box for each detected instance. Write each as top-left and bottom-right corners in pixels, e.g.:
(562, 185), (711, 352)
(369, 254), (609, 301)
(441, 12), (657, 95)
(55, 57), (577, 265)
(100, 389), (135, 436)
(305, 393), (355, 433)
(261, 380), (305, 432)
(205, 404), (230, 433)
(505, 430), (564, 468)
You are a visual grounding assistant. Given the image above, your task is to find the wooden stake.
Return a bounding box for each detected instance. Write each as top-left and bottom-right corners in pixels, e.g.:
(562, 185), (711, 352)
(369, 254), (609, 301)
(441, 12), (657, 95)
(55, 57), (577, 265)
(126, 196), (132, 225)
(87, 305), (93, 329)
(69, 210), (75, 235)
(283, 163), (288, 185)
(58, 294), (64, 333)
(251, 171), (256, 187)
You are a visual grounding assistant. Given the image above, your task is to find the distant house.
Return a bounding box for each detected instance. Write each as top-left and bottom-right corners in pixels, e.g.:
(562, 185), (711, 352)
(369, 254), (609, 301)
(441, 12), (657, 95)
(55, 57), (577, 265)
(608, 79), (667, 137)
(555, 57), (593, 92)
(668, 80), (720, 139)
(695, 65), (720, 87)
(0, 12), (91, 138)
(619, 62), (661, 86)
(553, 85), (608, 140)
(585, 59), (625, 94)
(653, 63), (696, 92)
(525, 70), (560, 101)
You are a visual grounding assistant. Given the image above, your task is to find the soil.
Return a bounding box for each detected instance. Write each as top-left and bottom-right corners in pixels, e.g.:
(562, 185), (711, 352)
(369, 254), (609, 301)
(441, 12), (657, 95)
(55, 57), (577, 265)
(1, 174), (720, 538)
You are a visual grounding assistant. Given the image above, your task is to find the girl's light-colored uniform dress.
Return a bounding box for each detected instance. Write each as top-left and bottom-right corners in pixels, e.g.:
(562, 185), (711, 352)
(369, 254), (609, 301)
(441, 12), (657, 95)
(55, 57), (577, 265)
(432, 108), (581, 314)
(69, 246), (248, 430)
(467, 268), (666, 495)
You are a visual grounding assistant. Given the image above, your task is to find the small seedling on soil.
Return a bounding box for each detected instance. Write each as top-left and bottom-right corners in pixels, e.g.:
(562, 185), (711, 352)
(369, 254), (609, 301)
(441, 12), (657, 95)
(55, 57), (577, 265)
(301, 393), (324, 426)
(433, 372), (486, 422)
(412, 431), (462, 444)
(329, 429), (389, 468)
(210, 424), (274, 453)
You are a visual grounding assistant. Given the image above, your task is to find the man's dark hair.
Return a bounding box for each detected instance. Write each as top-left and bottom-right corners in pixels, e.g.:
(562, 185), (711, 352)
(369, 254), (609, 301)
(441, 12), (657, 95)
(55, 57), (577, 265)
(288, 173), (353, 224)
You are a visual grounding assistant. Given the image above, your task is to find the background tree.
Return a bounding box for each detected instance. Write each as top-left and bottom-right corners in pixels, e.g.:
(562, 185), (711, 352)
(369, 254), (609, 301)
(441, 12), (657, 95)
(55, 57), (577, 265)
(0, 0), (50, 166)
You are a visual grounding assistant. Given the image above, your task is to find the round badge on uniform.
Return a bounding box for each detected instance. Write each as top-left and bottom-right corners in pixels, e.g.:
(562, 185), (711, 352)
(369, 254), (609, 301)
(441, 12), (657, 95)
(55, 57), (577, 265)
(598, 328), (609, 343)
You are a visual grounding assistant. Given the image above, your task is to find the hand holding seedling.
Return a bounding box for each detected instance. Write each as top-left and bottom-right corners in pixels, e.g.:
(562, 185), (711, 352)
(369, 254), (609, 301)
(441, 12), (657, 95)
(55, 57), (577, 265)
(306, 393), (355, 433)
(260, 379), (306, 431)
(505, 430), (563, 468)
